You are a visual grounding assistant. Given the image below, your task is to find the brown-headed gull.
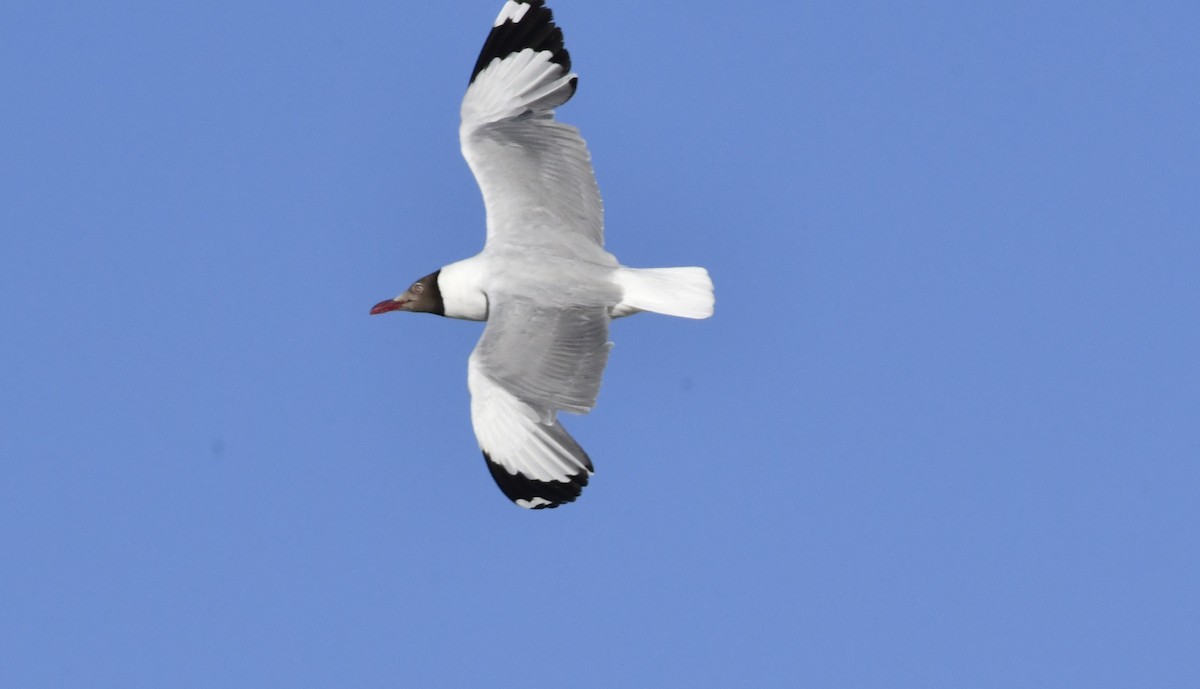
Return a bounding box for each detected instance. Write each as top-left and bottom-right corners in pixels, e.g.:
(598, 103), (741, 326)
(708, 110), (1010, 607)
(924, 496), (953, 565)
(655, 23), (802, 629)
(371, 0), (714, 509)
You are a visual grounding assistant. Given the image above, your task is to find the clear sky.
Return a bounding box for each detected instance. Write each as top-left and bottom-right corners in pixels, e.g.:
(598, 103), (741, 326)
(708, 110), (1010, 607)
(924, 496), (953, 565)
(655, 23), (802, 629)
(2, 1), (1198, 686)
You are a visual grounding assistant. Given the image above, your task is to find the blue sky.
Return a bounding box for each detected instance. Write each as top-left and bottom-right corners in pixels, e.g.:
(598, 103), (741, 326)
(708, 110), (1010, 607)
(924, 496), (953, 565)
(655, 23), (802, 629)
(2, 1), (1198, 686)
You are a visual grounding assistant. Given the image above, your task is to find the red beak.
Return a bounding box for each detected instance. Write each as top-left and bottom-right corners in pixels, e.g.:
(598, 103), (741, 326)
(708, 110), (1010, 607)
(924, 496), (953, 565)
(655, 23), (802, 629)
(370, 298), (407, 315)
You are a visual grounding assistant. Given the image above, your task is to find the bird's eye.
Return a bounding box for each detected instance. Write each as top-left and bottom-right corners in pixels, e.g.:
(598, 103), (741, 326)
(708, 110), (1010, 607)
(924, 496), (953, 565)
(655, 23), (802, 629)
(412, 283), (424, 293)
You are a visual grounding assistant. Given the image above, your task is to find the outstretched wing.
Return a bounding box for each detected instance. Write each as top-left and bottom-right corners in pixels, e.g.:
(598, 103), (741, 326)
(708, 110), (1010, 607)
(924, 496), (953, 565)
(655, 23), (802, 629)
(460, 0), (606, 257)
(467, 297), (612, 509)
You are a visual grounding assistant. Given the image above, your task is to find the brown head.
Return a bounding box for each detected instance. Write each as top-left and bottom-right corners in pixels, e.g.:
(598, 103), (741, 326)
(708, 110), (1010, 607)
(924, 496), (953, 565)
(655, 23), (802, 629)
(370, 270), (445, 316)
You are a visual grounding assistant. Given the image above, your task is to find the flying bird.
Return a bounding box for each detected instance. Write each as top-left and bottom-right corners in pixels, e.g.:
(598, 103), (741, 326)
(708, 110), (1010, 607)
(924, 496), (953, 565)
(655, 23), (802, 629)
(371, 0), (714, 509)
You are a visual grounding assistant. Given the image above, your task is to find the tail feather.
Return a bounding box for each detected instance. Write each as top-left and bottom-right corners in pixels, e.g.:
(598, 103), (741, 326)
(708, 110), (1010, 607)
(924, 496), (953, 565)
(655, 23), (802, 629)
(613, 267), (715, 319)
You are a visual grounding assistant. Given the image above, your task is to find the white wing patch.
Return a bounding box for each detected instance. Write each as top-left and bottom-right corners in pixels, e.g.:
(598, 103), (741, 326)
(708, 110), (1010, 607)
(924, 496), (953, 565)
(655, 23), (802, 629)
(461, 49), (576, 129)
(468, 357), (592, 483)
(493, 0), (532, 27)
(516, 497), (553, 509)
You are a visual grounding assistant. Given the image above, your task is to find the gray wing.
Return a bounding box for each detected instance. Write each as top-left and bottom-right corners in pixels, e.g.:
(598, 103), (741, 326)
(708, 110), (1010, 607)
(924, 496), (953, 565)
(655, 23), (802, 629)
(459, 0), (605, 257)
(473, 297), (611, 417)
(466, 296), (612, 509)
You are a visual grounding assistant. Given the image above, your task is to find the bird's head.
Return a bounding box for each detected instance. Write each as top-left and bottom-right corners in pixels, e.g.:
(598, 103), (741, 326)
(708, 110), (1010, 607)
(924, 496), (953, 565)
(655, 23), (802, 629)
(370, 270), (445, 316)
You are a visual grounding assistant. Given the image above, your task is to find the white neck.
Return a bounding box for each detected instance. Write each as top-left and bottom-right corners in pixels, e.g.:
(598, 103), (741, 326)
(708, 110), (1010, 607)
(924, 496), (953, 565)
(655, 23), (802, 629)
(437, 255), (489, 321)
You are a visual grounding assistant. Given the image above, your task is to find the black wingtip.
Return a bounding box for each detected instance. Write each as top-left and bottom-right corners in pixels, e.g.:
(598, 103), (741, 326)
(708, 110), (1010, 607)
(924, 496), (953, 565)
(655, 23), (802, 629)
(483, 451), (590, 509)
(470, 0), (572, 85)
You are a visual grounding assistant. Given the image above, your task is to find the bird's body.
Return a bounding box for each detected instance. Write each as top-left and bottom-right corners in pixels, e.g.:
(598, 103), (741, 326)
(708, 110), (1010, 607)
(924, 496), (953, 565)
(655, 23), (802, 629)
(372, 0), (714, 509)
(435, 251), (617, 323)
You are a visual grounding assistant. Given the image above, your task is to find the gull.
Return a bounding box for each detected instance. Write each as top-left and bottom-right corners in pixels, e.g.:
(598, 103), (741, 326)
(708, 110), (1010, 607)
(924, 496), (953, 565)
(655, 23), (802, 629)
(371, 0), (714, 509)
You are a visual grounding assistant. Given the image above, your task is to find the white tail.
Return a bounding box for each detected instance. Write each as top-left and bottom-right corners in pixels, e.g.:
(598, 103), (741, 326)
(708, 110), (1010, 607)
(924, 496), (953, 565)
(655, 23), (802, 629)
(613, 267), (715, 319)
